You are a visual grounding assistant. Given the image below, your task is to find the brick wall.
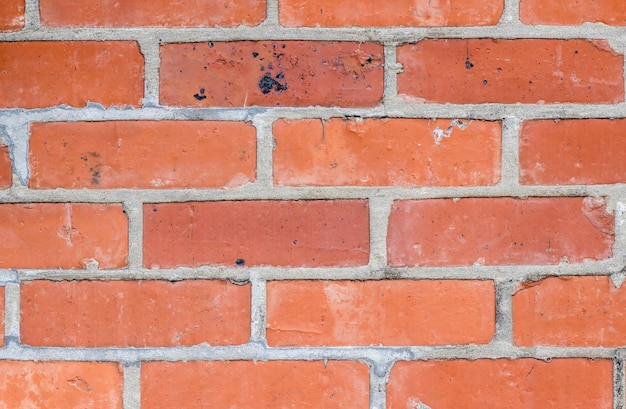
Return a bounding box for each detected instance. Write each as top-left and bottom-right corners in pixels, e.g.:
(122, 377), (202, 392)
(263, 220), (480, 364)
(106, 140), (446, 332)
(1, 0), (626, 408)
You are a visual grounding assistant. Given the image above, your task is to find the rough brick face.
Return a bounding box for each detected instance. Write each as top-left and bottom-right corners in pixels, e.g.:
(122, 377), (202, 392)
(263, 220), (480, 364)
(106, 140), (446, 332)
(21, 280), (250, 347)
(397, 39), (624, 104)
(273, 118), (501, 187)
(520, 0), (626, 25)
(279, 0), (503, 27)
(29, 121), (256, 189)
(0, 203), (128, 269)
(0, 0), (24, 31)
(144, 200), (369, 268)
(160, 41), (384, 107)
(267, 280), (495, 346)
(40, 0), (266, 27)
(0, 361), (123, 408)
(141, 361), (369, 409)
(0, 41), (144, 108)
(387, 197), (614, 266)
(388, 359), (613, 409)
(0, 141), (11, 188)
(0, 287), (4, 347)
(513, 276), (626, 347)
(520, 119), (626, 185)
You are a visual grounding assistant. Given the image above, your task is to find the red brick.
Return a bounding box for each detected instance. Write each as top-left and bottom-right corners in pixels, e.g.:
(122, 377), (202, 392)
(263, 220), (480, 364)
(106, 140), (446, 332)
(0, 361), (123, 408)
(267, 280), (495, 346)
(513, 276), (626, 347)
(387, 197), (614, 267)
(29, 121), (256, 189)
(520, 119), (626, 185)
(141, 361), (369, 409)
(0, 203), (128, 269)
(144, 200), (369, 268)
(397, 39), (624, 104)
(273, 118), (501, 187)
(279, 0), (503, 27)
(160, 41), (384, 107)
(21, 280), (250, 347)
(521, 0), (626, 25)
(0, 41), (143, 108)
(0, 141), (11, 188)
(40, 0), (265, 27)
(388, 359), (612, 409)
(0, 0), (24, 31)
(0, 287), (4, 347)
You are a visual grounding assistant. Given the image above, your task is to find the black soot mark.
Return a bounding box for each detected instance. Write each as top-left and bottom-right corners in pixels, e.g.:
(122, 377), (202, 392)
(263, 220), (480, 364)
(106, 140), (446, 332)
(193, 88), (207, 100)
(258, 73), (288, 94)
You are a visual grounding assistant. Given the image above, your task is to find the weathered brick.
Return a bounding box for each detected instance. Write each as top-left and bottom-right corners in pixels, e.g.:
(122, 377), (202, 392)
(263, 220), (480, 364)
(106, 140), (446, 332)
(273, 118), (501, 186)
(0, 203), (128, 269)
(0, 41), (143, 108)
(520, 119), (626, 185)
(160, 41), (384, 107)
(387, 197), (614, 266)
(521, 0), (626, 25)
(0, 287), (4, 347)
(397, 39), (624, 104)
(0, 361), (123, 408)
(279, 0), (503, 27)
(388, 359), (612, 409)
(513, 276), (626, 347)
(40, 0), (265, 27)
(144, 200), (369, 268)
(141, 361), (369, 409)
(0, 0), (24, 31)
(21, 280), (250, 347)
(29, 121), (256, 189)
(0, 141), (11, 188)
(267, 280), (495, 346)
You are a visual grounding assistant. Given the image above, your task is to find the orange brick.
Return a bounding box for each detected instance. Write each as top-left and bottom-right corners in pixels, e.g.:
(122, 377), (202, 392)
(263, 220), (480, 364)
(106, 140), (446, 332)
(0, 361), (123, 408)
(279, 0), (503, 27)
(0, 142), (11, 188)
(0, 287), (4, 346)
(513, 276), (626, 347)
(0, 203), (128, 269)
(0, 0), (24, 31)
(521, 0), (626, 25)
(40, 0), (265, 27)
(267, 280), (495, 346)
(388, 359), (612, 409)
(141, 361), (369, 409)
(387, 197), (614, 267)
(0, 41), (143, 108)
(144, 200), (369, 268)
(21, 280), (250, 347)
(397, 39), (624, 104)
(520, 119), (626, 185)
(273, 118), (501, 187)
(29, 121), (256, 189)
(160, 41), (384, 107)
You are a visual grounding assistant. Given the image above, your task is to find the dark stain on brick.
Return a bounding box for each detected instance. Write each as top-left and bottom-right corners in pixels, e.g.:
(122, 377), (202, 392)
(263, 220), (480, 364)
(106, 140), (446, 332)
(193, 88), (207, 100)
(259, 73), (288, 94)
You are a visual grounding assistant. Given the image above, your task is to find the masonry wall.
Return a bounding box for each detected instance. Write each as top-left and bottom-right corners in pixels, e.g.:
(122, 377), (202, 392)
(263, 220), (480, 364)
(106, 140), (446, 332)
(1, 0), (626, 408)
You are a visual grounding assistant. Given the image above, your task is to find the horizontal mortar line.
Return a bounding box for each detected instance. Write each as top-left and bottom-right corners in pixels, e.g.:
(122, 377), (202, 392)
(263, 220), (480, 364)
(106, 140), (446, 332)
(0, 185), (623, 202)
(1, 25), (626, 42)
(4, 104), (626, 122)
(0, 343), (619, 362)
(11, 260), (625, 282)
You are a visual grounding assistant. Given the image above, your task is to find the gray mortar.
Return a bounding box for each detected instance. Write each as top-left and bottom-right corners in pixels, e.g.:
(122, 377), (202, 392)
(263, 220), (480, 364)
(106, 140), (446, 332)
(1, 0), (626, 408)
(123, 363), (141, 409)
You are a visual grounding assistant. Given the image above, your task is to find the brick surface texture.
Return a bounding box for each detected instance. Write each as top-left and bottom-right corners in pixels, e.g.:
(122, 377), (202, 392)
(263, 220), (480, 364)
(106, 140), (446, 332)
(0, 1), (625, 408)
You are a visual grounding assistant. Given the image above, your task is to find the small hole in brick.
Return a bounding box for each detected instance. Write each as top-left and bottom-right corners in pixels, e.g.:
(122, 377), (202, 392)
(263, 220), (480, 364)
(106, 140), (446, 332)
(235, 258), (245, 266)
